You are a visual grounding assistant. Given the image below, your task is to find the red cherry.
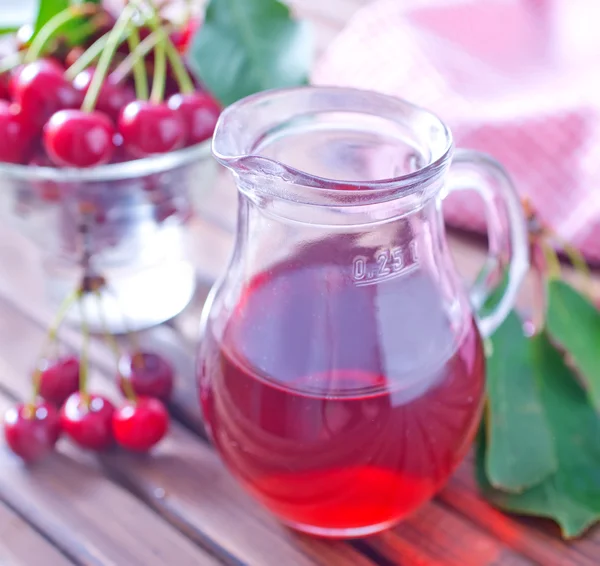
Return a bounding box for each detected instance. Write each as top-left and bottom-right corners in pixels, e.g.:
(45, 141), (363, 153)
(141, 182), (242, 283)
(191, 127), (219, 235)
(118, 101), (185, 157)
(28, 151), (67, 202)
(37, 356), (80, 407)
(73, 68), (135, 122)
(0, 101), (36, 163)
(171, 18), (201, 54)
(60, 392), (115, 451)
(0, 73), (9, 100)
(113, 397), (169, 452)
(167, 92), (220, 146)
(43, 109), (116, 167)
(11, 60), (80, 128)
(118, 351), (174, 401)
(9, 59), (63, 97)
(4, 401), (61, 463)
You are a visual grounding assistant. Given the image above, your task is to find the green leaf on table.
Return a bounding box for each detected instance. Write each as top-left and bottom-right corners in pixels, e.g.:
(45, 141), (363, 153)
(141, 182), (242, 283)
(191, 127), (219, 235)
(485, 311), (556, 492)
(478, 333), (600, 539)
(546, 278), (600, 411)
(189, 0), (314, 106)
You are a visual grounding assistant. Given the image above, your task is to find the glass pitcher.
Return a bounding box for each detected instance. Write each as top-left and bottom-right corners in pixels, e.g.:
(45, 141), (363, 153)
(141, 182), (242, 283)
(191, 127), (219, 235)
(198, 87), (528, 538)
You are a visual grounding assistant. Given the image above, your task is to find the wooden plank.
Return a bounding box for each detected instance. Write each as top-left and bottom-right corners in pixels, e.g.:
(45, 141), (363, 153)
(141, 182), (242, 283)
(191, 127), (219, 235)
(439, 459), (599, 566)
(0, 384), (218, 566)
(369, 501), (533, 566)
(0, 500), (73, 566)
(0, 294), (377, 566)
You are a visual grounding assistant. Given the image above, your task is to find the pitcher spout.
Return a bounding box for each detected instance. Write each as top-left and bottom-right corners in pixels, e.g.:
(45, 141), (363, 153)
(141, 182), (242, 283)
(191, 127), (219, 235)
(212, 86), (453, 207)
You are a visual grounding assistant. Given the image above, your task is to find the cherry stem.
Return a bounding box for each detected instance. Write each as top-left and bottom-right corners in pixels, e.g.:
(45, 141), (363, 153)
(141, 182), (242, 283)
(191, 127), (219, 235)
(164, 37), (194, 93)
(529, 238), (547, 332)
(150, 35), (167, 102)
(67, 12), (111, 48)
(540, 240), (561, 281)
(558, 240), (593, 297)
(31, 289), (81, 404)
(65, 31), (111, 81)
(81, 4), (136, 113)
(26, 4), (98, 63)
(93, 291), (136, 402)
(112, 28), (168, 85)
(133, 0), (195, 94)
(104, 285), (140, 352)
(127, 25), (149, 101)
(77, 293), (90, 406)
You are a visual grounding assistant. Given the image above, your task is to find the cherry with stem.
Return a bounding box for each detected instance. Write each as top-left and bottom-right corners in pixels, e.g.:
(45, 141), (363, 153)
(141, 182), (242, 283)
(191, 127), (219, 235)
(60, 291), (115, 451)
(31, 289), (81, 405)
(93, 289), (137, 402)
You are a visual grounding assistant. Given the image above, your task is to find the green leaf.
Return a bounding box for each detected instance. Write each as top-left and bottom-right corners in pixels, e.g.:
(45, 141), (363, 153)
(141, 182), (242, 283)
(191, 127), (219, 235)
(546, 279), (600, 411)
(189, 0), (314, 106)
(29, 0), (97, 49)
(32, 0), (70, 37)
(485, 312), (557, 491)
(478, 334), (600, 538)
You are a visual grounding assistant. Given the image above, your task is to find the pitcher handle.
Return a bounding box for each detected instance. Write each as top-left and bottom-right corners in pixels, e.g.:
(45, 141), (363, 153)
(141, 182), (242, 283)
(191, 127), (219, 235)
(445, 149), (529, 337)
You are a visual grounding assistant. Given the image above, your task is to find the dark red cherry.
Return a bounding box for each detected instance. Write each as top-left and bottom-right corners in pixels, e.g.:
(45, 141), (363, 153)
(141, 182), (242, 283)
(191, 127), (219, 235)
(0, 73), (9, 100)
(113, 397), (169, 452)
(43, 109), (115, 167)
(37, 356), (80, 407)
(9, 59), (63, 97)
(73, 68), (135, 122)
(28, 151), (67, 202)
(118, 351), (174, 402)
(118, 101), (185, 157)
(167, 92), (220, 146)
(60, 392), (115, 451)
(0, 101), (36, 163)
(4, 401), (61, 463)
(12, 60), (80, 128)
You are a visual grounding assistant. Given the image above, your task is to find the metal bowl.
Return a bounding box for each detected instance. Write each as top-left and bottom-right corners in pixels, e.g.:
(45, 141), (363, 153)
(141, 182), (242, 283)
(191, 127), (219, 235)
(0, 141), (218, 333)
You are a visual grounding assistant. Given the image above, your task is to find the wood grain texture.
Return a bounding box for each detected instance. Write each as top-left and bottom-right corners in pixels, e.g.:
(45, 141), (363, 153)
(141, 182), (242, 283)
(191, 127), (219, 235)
(440, 459), (599, 566)
(0, 500), (73, 566)
(368, 501), (534, 566)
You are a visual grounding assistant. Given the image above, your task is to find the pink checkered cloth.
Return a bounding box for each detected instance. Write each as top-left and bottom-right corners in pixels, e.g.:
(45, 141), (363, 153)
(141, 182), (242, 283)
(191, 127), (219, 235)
(313, 0), (600, 262)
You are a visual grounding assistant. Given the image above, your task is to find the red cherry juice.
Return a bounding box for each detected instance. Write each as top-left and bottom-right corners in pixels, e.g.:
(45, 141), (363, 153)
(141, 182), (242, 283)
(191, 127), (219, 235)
(199, 253), (485, 536)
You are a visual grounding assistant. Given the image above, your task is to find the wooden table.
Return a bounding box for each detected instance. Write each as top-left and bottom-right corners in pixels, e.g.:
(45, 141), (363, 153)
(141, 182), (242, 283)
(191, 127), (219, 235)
(0, 2), (598, 565)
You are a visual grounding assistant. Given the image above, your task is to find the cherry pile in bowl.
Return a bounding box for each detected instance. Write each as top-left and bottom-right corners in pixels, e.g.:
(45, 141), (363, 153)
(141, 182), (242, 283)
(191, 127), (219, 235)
(0, 57), (220, 168)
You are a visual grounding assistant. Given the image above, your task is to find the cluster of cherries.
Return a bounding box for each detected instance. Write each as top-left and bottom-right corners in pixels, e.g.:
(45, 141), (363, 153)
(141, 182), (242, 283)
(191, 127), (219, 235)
(0, 6), (220, 168)
(4, 339), (174, 463)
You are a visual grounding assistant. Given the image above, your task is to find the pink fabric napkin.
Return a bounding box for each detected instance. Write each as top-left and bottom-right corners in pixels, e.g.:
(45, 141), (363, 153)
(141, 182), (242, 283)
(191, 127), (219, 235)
(313, 0), (600, 262)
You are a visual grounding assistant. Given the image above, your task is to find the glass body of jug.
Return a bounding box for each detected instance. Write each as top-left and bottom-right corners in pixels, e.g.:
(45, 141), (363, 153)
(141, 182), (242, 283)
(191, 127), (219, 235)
(198, 87), (528, 538)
